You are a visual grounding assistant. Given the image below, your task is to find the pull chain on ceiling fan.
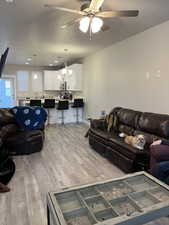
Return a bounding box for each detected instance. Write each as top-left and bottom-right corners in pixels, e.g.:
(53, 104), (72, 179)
(44, 0), (139, 37)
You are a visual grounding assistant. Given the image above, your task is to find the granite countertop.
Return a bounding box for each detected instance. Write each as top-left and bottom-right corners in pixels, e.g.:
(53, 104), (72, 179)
(18, 98), (85, 104)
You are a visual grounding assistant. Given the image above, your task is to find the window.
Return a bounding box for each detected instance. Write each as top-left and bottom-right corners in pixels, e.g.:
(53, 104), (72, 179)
(5, 80), (11, 96)
(0, 79), (14, 107)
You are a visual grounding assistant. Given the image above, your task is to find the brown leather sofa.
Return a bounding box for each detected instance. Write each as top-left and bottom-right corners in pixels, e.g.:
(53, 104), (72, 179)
(88, 107), (169, 173)
(0, 108), (44, 155)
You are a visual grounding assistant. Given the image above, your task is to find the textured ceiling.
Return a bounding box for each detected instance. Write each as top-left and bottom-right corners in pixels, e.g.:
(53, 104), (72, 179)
(0, 0), (169, 66)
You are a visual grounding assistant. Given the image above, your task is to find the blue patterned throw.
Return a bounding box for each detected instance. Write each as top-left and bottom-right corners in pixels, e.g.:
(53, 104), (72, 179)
(11, 106), (47, 130)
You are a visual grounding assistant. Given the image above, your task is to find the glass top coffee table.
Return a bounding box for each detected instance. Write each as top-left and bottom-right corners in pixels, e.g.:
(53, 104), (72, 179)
(47, 171), (169, 225)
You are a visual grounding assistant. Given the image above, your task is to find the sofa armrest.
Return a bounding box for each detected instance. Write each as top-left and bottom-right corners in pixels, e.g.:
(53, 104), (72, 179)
(0, 124), (19, 140)
(150, 144), (169, 163)
(90, 119), (107, 131)
(0, 108), (16, 127)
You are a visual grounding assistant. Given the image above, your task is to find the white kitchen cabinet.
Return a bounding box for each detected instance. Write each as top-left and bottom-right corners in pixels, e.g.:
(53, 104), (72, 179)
(17, 71), (29, 91)
(66, 64), (82, 91)
(55, 70), (63, 90)
(44, 70), (62, 90)
(44, 71), (54, 90)
(31, 71), (43, 92)
(44, 64), (82, 91)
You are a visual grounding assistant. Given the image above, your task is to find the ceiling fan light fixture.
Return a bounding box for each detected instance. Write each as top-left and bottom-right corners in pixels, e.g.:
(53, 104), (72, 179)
(91, 17), (103, 33)
(79, 16), (90, 33)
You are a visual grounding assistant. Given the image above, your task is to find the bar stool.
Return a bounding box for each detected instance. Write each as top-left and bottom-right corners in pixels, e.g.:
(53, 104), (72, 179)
(30, 99), (41, 107)
(43, 99), (55, 125)
(57, 100), (69, 124)
(72, 98), (84, 123)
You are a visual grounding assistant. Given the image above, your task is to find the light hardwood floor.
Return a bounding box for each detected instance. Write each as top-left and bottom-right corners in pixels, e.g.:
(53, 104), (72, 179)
(0, 124), (169, 225)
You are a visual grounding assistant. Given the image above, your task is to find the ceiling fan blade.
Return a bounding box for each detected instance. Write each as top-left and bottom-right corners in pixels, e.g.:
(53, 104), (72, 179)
(89, 0), (104, 11)
(101, 24), (110, 32)
(44, 4), (86, 15)
(61, 18), (82, 29)
(97, 10), (139, 18)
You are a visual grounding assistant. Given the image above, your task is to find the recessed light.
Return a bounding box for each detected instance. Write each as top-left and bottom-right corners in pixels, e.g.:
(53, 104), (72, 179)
(49, 64), (53, 66)
(27, 58), (32, 61)
(25, 62), (29, 65)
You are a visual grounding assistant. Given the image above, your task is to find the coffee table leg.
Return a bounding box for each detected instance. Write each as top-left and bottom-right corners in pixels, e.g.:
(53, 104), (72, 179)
(47, 205), (50, 225)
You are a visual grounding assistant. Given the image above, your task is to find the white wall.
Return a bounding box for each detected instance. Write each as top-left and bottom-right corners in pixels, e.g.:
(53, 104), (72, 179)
(83, 20), (169, 119)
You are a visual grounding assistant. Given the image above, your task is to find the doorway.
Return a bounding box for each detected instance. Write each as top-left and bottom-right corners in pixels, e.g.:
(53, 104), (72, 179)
(0, 78), (15, 108)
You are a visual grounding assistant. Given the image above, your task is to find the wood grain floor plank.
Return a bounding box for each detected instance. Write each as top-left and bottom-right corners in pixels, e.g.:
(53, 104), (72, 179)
(0, 124), (168, 225)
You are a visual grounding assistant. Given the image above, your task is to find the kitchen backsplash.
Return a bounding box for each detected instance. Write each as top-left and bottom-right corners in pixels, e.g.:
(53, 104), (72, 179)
(17, 90), (83, 99)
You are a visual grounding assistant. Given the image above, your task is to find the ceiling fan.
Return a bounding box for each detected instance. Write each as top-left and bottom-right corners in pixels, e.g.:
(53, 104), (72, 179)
(44, 0), (139, 37)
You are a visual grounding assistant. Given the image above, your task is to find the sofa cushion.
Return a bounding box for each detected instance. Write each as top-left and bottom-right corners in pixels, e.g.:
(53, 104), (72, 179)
(117, 108), (141, 129)
(138, 112), (169, 138)
(119, 125), (134, 136)
(108, 134), (148, 160)
(89, 128), (112, 140)
(133, 130), (159, 149)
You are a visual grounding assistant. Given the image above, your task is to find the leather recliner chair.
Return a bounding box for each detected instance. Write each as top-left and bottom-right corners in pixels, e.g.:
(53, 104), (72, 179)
(0, 108), (44, 155)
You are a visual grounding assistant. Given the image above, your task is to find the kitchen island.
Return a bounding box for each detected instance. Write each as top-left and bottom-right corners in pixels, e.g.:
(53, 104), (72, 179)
(18, 99), (84, 124)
